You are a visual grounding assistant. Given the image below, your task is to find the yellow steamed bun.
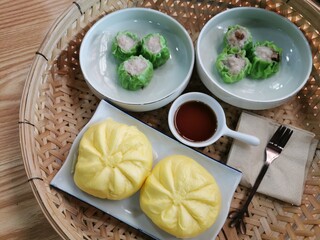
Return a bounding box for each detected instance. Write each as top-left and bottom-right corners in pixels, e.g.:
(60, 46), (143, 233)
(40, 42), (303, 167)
(140, 155), (221, 238)
(74, 118), (153, 200)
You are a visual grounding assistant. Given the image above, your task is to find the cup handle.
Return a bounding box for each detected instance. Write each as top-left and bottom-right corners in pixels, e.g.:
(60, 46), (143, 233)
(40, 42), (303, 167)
(224, 128), (260, 146)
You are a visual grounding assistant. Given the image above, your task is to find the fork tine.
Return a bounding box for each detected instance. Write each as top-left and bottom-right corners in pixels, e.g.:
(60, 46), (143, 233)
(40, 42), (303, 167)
(268, 125), (293, 151)
(269, 125), (285, 144)
(269, 125), (293, 148)
(277, 128), (293, 148)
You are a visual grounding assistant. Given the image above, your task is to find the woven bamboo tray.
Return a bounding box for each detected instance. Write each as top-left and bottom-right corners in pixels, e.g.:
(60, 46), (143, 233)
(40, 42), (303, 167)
(19, 0), (320, 239)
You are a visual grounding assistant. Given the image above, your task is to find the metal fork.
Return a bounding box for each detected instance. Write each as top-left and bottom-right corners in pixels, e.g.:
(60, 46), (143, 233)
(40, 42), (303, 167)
(228, 125), (293, 234)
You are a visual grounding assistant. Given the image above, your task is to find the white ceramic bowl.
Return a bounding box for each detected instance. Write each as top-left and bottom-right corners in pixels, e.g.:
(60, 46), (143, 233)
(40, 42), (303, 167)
(80, 8), (194, 112)
(196, 7), (312, 110)
(168, 92), (260, 147)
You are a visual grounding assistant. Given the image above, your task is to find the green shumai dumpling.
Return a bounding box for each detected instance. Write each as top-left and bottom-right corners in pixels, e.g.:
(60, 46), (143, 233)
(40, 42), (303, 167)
(112, 31), (141, 61)
(216, 48), (251, 84)
(224, 25), (253, 52)
(117, 55), (154, 91)
(141, 33), (170, 68)
(248, 41), (282, 79)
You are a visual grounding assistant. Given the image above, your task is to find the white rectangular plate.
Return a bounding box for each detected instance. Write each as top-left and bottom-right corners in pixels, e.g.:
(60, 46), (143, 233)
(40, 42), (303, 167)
(51, 100), (242, 240)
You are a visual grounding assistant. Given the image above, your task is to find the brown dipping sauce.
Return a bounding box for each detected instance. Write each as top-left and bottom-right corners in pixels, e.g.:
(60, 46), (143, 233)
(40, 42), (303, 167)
(174, 101), (217, 142)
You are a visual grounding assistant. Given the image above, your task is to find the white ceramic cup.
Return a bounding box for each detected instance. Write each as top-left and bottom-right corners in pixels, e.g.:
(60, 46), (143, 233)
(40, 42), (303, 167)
(168, 92), (260, 147)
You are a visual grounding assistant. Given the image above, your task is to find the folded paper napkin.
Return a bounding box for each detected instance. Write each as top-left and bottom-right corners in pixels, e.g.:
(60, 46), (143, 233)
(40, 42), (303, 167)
(227, 112), (318, 205)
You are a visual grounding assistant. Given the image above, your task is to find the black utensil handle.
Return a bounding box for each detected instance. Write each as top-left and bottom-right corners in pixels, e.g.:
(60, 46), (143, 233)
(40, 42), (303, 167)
(242, 162), (270, 210)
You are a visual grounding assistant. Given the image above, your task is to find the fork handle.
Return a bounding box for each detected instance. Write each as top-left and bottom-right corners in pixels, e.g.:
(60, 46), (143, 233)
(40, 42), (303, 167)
(241, 162), (270, 211)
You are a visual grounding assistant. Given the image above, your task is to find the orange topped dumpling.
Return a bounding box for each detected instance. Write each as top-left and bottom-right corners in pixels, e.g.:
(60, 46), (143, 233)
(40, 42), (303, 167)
(140, 155), (221, 238)
(74, 118), (153, 200)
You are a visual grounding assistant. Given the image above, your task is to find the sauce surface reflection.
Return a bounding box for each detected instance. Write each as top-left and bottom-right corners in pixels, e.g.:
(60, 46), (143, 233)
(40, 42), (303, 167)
(174, 101), (217, 142)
